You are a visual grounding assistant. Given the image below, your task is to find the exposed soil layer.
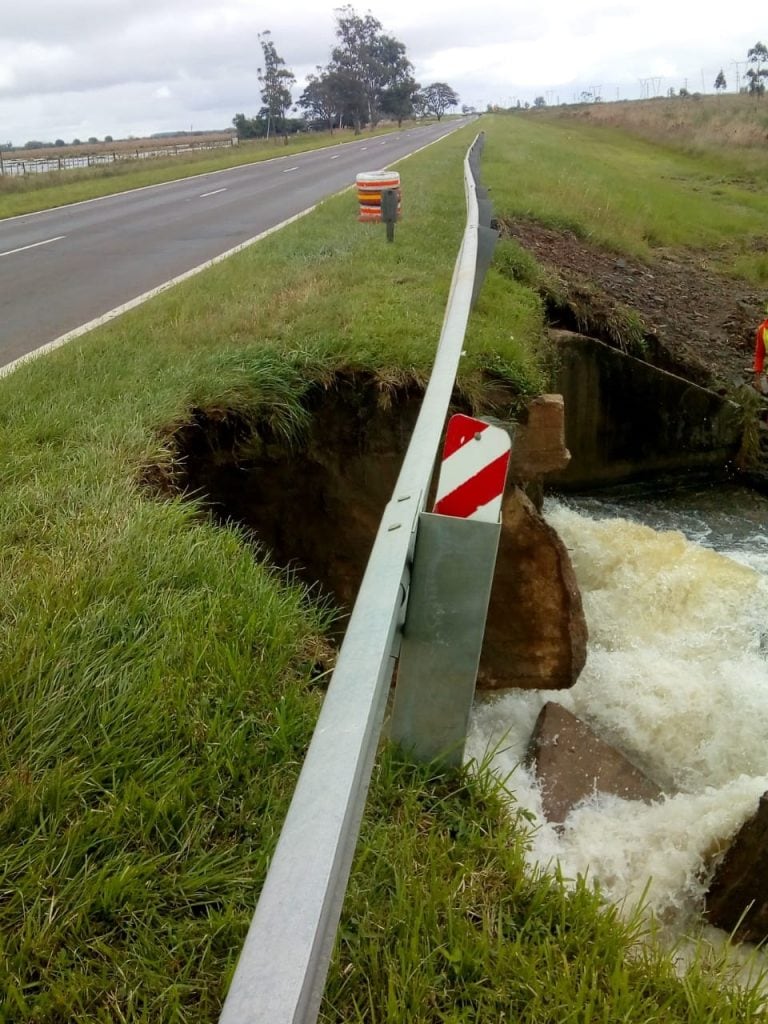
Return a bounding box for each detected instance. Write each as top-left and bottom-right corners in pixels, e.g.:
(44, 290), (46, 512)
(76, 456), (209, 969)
(500, 217), (763, 391)
(152, 372), (586, 689)
(164, 374), (434, 612)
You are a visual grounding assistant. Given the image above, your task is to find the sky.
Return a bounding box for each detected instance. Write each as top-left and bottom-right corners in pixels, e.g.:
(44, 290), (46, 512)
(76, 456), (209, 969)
(1, 0), (766, 146)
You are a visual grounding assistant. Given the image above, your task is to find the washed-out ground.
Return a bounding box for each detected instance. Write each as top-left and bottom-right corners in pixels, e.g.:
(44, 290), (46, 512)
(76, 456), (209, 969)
(503, 217), (763, 391)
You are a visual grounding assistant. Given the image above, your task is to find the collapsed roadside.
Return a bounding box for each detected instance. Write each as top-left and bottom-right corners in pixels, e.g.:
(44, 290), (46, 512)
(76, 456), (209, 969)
(1, 115), (766, 1023)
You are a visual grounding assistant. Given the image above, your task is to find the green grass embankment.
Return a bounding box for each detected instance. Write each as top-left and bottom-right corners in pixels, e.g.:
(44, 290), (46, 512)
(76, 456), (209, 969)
(479, 112), (768, 285)
(1, 117), (765, 1021)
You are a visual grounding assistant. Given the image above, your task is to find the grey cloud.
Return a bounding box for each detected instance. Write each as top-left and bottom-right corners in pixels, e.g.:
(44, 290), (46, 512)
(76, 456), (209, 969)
(3, 0), (217, 43)
(391, 10), (549, 60)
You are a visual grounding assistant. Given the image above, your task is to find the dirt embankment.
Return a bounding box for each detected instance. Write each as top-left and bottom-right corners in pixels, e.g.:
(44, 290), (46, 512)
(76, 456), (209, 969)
(502, 217), (763, 392)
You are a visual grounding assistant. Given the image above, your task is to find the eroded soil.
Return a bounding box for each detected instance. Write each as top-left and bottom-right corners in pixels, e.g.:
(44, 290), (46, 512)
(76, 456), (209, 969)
(152, 372), (583, 690)
(502, 218), (763, 391)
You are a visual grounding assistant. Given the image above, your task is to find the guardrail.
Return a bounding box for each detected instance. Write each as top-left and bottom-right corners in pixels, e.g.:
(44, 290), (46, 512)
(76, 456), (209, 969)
(219, 132), (497, 1024)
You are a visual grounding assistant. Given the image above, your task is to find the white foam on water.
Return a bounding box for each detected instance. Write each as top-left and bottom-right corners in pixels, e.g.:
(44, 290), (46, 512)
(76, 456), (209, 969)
(466, 496), (768, 954)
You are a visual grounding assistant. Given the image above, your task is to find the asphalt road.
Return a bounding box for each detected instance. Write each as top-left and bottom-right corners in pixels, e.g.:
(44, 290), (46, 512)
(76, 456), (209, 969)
(0, 120), (472, 370)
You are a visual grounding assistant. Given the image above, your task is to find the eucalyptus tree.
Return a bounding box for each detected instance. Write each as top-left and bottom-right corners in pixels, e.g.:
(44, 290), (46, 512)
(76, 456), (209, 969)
(746, 42), (768, 96)
(258, 30), (296, 139)
(327, 5), (412, 131)
(299, 67), (344, 132)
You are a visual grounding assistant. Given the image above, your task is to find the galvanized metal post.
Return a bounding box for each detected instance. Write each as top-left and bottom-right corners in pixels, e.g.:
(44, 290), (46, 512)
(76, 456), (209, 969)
(389, 511), (501, 767)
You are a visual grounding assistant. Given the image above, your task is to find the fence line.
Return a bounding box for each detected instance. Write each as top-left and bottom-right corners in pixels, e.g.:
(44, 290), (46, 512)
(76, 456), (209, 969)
(0, 138), (237, 177)
(218, 131), (494, 1024)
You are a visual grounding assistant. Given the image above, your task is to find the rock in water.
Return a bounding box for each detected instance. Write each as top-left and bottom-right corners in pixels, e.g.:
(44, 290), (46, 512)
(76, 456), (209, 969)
(526, 702), (663, 824)
(705, 791), (768, 942)
(478, 489), (587, 690)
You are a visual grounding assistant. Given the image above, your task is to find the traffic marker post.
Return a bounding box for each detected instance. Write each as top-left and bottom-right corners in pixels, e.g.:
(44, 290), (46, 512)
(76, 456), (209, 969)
(433, 414), (512, 522)
(390, 415), (512, 767)
(381, 188), (398, 242)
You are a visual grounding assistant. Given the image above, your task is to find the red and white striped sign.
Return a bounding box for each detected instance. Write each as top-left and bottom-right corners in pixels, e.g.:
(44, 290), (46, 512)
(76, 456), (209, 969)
(433, 414), (511, 522)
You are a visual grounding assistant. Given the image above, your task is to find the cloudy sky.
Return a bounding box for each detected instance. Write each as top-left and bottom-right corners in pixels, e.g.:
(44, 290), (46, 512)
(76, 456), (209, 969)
(1, 0), (765, 145)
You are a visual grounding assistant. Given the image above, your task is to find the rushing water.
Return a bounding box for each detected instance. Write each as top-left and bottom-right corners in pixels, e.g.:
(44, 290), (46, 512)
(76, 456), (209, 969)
(466, 483), (768, 966)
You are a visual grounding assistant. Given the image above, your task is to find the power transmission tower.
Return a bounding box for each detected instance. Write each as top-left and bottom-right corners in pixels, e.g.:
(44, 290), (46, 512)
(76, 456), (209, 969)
(731, 59), (747, 92)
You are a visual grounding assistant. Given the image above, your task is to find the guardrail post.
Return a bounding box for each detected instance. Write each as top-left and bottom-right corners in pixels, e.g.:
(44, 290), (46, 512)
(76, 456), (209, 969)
(472, 225), (498, 308)
(470, 149), (498, 308)
(389, 511), (501, 767)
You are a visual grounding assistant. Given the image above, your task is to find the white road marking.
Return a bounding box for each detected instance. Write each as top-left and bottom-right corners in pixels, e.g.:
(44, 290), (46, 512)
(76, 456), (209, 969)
(0, 120), (472, 377)
(199, 187), (227, 198)
(330, 155), (340, 160)
(360, 146), (368, 151)
(283, 166), (300, 173)
(0, 208), (317, 378)
(0, 235), (65, 258)
(0, 122), (469, 225)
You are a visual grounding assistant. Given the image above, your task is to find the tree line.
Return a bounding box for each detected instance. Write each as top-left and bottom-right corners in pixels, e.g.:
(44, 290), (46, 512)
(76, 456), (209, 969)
(233, 6), (459, 140)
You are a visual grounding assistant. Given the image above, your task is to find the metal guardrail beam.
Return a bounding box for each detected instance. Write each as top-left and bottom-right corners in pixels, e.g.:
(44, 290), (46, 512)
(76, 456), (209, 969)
(219, 133), (489, 1024)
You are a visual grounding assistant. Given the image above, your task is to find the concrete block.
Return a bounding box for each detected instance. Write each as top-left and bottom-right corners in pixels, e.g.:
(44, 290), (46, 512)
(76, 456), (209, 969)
(526, 702), (663, 824)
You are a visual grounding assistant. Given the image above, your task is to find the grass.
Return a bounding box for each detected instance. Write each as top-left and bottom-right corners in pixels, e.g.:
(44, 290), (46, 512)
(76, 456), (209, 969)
(551, 93), (768, 156)
(323, 753), (767, 1022)
(479, 113), (768, 280)
(0, 122), (426, 220)
(1, 114), (767, 1021)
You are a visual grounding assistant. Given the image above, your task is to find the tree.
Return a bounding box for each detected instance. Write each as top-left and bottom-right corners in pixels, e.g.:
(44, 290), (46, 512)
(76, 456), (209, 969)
(299, 68), (340, 132)
(327, 64), (368, 133)
(533, 96), (546, 108)
(258, 30), (295, 140)
(233, 112), (253, 139)
(328, 6), (412, 131)
(232, 112), (268, 139)
(379, 75), (420, 126)
(413, 90), (429, 118)
(714, 69), (727, 94)
(422, 82), (459, 120)
(747, 42), (768, 96)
